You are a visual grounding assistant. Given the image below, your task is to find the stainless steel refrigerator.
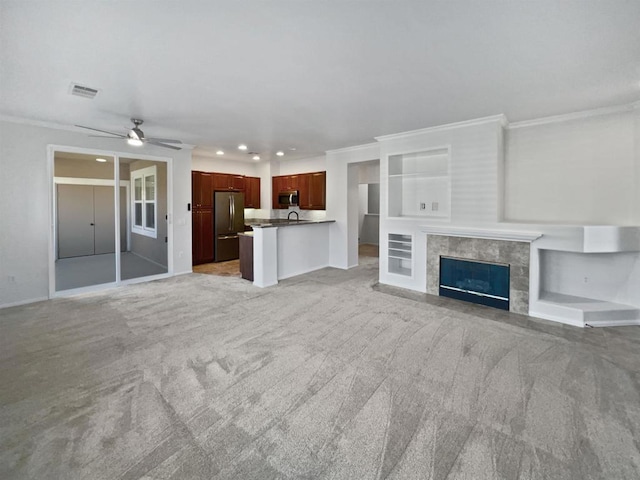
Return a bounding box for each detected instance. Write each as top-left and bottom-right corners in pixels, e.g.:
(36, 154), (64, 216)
(214, 191), (245, 262)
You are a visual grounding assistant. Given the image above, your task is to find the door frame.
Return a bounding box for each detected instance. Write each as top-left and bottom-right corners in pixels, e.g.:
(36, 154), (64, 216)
(54, 177), (131, 260)
(47, 145), (174, 297)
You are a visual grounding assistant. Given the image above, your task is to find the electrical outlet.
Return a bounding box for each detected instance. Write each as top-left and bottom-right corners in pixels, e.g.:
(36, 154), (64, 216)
(420, 202), (426, 210)
(432, 202), (439, 211)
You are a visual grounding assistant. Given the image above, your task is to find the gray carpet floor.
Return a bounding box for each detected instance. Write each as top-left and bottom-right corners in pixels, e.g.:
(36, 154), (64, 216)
(1, 257), (639, 479)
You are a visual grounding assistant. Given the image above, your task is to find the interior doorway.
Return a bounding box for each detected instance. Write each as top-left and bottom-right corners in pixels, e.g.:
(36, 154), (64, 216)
(354, 160), (380, 261)
(51, 148), (171, 294)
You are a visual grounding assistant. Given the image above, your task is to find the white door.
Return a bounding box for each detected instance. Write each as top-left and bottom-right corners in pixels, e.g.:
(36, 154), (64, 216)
(57, 185), (121, 258)
(57, 184), (95, 258)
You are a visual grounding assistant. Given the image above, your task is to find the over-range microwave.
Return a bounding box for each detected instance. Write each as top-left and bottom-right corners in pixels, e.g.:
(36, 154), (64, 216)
(278, 190), (299, 207)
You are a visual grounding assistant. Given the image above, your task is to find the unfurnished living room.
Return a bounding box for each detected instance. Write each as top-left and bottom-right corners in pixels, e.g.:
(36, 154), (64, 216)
(1, 1), (640, 479)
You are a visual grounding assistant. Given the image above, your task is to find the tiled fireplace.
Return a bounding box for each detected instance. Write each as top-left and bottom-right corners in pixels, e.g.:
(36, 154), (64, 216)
(426, 235), (530, 315)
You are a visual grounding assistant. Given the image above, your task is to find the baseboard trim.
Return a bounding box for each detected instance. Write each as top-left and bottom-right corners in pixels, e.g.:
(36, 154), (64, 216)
(585, 319), (640, 328)
(528, 310), (585, 328)
(0, 296), (49, 310)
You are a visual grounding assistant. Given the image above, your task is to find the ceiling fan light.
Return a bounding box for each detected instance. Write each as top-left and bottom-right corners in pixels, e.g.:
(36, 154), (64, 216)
(127, 138), (143, 147)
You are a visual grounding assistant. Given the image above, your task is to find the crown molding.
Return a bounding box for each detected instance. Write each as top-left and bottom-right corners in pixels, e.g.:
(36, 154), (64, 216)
(374, 114), (508, 142)
(325, 142), (378, 155)
(0, 113), (83, 132)
(507, 102), (639, 130)
(0, 114), (195, 150)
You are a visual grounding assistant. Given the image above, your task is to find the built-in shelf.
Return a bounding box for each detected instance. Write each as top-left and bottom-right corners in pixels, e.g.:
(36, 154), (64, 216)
(534, 291), (640, 327)
(388, 233), (412, 276)
(388, 148), (451, 219)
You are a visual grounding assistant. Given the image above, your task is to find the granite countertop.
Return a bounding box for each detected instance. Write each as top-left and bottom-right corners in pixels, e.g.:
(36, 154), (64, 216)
(245, 218), (335, 228)
(237, 231), (254, 237)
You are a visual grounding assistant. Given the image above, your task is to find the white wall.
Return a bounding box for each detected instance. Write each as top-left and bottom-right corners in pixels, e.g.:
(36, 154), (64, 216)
(505, 108), (638, 225)
(0, 120), (192, 308)
(191, 153), (260, 176)
(277, 155), (326, 175)
(358, 162), (380, 184)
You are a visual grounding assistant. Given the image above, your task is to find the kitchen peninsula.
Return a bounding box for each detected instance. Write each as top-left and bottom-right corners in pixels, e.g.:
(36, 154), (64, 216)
(241, 218), (335, 287)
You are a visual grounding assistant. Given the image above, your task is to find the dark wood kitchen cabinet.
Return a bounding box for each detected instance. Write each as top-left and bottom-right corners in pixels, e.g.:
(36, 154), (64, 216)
(280, 175), (299, 191)
(213, 173), (245, 191)
(272, 171), (326, 210)
(239, 233), (254, 281)
(307, 171), (326, 210)
(272, 174), (301, 208)
(192, 171), (213, 208)
(272, 176), (283, 209)
(192, 209), (213, 264)
(244, 176), (261, 208)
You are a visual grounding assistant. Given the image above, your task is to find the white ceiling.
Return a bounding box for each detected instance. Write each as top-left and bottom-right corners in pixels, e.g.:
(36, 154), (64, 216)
(1, 0), (639, 162)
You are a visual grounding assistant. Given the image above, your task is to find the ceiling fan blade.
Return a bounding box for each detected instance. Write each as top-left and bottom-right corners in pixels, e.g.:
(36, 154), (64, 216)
(75, 125), (126, 138)
(145, 139), (182, 150)
(145, 137), (183, 144)
(88, 135), (122, 139)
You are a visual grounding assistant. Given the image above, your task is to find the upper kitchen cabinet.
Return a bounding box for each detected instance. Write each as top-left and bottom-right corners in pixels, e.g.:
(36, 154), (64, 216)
(192, 171), (213, 208)
(272, 171), (326, 210)
(244, 176), (261, 208)
(280, 175), (299, 191)
(298, 171), (326, 210)
(213, 173), (245, 191)
(307, 171), (326, 210)
(272, 176), (289, 208)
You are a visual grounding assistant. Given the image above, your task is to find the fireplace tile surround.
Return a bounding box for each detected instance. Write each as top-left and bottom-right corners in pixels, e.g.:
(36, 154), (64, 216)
(426, 235), (530, 314)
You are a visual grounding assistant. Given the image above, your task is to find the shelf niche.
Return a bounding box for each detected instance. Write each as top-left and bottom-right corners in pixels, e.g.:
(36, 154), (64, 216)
(388, 233), (412, 276)
(388, 148), (450, 219)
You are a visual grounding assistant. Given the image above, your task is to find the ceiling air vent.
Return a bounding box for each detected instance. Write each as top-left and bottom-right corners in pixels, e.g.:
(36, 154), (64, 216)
(69, 83), (99, 99)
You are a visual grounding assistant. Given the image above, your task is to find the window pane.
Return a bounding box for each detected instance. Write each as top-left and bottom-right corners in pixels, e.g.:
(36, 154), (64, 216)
(145, 203), (155, 229)
(134, 203), (143, 226)
(145, 175), (155, 200)
(134, 177), (142, 201)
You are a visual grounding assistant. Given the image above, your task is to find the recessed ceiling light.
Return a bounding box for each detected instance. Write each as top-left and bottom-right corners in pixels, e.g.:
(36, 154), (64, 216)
(252, 155), (260, 161)
(216, 150), (224, 155)
(289, 147), (296, 151)
(96, 158), (107, 162)
(276, 151), (284, 156)
(238, 144), (248, 151)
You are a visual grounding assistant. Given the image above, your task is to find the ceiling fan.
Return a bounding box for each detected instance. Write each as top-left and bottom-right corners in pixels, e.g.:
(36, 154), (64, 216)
(75, 118), (183, 150)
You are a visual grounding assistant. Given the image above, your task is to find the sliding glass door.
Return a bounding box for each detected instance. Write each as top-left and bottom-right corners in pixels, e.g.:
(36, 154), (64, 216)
(52, 149), (169, 293)
(119, 158), (168, 281)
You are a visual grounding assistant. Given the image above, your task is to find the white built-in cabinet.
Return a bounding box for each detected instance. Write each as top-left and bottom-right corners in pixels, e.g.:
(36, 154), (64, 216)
(388, 148), (450, 219)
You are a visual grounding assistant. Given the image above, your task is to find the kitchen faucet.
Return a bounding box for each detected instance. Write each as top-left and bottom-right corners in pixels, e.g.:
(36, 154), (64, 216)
(287, 211), (299, 222)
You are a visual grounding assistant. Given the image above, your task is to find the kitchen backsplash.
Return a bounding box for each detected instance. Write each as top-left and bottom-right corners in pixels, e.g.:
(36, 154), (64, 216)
(274, 207), (327, 221)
